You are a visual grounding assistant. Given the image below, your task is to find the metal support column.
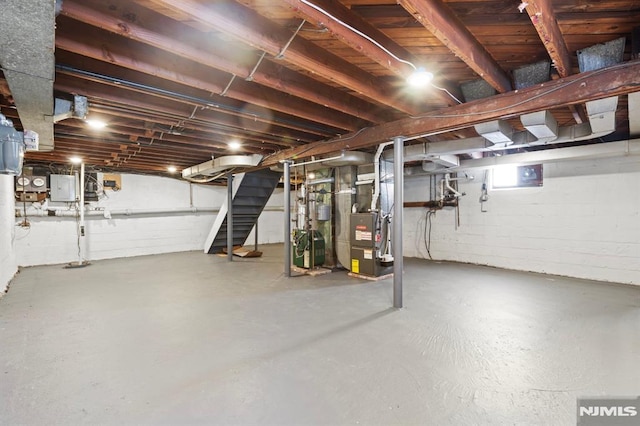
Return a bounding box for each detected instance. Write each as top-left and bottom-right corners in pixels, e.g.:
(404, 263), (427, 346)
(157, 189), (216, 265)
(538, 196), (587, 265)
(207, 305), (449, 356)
(254, 220), (259, 251)
(393, 136), (404, 308)
(283, 161), (292, 277)
(78, 162), (86, 264)
(226, 172), (233, 261)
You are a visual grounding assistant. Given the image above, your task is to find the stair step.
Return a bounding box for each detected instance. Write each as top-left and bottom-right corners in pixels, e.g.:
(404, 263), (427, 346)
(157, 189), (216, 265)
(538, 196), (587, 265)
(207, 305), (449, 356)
(205, 169), (281, 254)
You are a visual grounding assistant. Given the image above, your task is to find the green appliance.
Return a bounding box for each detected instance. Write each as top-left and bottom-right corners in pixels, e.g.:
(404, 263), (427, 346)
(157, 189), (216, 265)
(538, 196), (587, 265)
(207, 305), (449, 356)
(293, 230), (325, 268)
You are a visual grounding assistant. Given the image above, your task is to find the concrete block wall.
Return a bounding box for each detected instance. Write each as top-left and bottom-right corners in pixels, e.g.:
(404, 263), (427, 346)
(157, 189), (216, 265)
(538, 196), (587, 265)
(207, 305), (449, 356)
(14, 173), (285, 267)
(0, 175), (18, 293)
(404, 155), (640, 285)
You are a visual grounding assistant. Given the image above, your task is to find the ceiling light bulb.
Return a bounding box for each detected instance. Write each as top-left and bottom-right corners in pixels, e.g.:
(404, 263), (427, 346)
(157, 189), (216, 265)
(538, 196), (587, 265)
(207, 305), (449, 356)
(407, 67), (434, 87)
(167, 166), (177, 173)
(69, 156), (82, 164)
(228, 140), (241, 151)
(86, 119), (107, 130)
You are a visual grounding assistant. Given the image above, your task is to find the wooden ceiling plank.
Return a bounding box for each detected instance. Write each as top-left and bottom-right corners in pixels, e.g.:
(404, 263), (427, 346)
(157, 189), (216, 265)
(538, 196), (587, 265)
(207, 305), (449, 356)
(146, 0), (421, 114)
(54, 74), (319, 145)
(59, 1), (387, 124)
(261, 61), (640, 166)
(398, 0), (512, 93)
(281, 0), (461, 106)
(55, 33), (359, 134)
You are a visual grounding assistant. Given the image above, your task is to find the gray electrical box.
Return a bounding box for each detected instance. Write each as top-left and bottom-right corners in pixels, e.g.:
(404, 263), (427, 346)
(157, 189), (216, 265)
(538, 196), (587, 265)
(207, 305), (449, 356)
(50, 174), (77, 202)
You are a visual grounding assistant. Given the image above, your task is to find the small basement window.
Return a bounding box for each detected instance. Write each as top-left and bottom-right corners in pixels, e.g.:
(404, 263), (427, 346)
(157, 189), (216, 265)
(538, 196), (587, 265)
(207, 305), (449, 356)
(492, 164), (543, 189)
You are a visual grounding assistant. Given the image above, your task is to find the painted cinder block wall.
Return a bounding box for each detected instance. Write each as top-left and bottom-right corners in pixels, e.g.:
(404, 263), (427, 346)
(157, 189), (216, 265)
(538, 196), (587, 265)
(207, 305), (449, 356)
(403, 155), (640, 285)
(12, 174), (285, 267)
(0, 175), (18, 293)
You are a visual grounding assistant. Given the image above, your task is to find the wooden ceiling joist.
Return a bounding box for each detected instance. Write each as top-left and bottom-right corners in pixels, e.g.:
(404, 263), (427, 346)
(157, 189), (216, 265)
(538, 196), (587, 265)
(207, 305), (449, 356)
(146, 0), (422, 114)
(281, 0), (460, 106)
(59, 1), (388, 124)
(261, 61), (640, 166)
(398, 0), (513, 93)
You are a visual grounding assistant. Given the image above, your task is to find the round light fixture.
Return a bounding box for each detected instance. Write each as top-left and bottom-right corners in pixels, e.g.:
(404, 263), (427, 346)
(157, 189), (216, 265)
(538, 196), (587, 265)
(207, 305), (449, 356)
(228, 140), (241, 151)
(167, 166), (177, 173)
(69, 156), (83, 164)
(407, 67), (434, 88)
(86, 119), (107, 130)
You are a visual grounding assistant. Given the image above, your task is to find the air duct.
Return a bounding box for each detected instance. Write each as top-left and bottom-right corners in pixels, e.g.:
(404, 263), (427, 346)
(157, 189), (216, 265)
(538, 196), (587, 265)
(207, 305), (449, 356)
(182, 154), (263, 182)
(474, 120), (515, 146)
(0, 0), (56, 151)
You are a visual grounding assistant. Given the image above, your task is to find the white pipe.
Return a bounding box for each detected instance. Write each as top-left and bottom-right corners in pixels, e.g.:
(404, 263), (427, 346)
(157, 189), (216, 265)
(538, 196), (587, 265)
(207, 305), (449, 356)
(289, 153), (344, 168)
(371, 141), (394, 211)
(16, 206), (219, 218)
(444, 173), (463, 198)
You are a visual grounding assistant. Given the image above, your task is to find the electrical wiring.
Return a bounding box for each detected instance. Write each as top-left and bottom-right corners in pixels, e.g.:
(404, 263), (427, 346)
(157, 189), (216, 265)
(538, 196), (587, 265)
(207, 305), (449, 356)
(424, 209), (436, 260)
(431, 83), (463, 104)
(298, 0), (417, 71)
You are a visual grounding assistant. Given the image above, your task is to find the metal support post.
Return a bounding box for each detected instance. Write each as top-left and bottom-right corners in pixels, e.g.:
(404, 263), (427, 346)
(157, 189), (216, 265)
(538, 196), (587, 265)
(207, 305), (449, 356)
(393, 136), (404, 308)
(254, 220), (259, 251)
(79, 162), (85, 264)
(283, 161), (292, 277)
(226, 172), (233, 261)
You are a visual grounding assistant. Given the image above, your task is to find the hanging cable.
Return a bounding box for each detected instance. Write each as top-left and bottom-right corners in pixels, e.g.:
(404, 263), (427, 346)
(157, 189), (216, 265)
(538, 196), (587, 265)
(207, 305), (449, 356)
(431, 83), (463, 104)
(298, 0), (416, 70)
(424, 209), (436, 260)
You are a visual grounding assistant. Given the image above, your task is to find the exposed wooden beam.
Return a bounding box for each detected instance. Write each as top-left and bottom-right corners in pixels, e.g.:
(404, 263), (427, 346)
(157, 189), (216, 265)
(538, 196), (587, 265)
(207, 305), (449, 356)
(85, 106), (302, 148)
(146, 0), (422, 114)
(281, 0), (461, 106)
(398, 0), (512, 93)
(524, 0), (572, 77)
(59, 1), (387, 124)
(522, 0), (586, 124)
(54, 74), (318, 145)
(54, 34), (361, 134)
(260, 61), (640, 166)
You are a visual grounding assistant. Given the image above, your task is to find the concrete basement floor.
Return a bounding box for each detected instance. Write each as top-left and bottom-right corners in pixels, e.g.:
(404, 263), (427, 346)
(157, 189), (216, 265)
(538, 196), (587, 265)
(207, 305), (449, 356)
(1, 244), (639, 425)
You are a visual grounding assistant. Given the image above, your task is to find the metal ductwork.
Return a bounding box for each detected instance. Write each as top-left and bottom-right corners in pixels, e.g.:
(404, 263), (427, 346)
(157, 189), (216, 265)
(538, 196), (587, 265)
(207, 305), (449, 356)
(386, 98), (618, 170)
(0, 0), (56, 151)
(457, 139), (640, 170)
(181, 154), (263, 182)
(474, 120), (516, 146)
(53, 95), (88, 124)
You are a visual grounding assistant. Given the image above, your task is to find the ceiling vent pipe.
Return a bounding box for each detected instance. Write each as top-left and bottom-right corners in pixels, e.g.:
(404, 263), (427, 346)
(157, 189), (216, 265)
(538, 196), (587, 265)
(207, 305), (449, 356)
(182, 154), (263, 183)
(385, 98), (618, 168)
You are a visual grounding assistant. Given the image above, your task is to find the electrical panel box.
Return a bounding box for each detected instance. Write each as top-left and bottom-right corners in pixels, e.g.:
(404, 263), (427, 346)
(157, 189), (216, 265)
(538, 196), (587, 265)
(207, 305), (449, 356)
(50, 174), (77, 202)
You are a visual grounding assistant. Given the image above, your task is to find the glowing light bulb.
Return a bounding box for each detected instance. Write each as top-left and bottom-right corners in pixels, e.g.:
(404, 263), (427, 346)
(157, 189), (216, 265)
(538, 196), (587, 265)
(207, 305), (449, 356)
(407, 67), (434, 87)
(86, 119), (107, 130)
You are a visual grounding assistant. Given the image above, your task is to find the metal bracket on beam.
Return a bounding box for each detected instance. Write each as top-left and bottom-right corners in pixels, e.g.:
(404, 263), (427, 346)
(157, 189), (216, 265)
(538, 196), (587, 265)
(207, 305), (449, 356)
(52, 95), (88, 123)
(275, 19), (306, 60)
(246, 52), (267, 82)
(220, 74), (237, 96)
